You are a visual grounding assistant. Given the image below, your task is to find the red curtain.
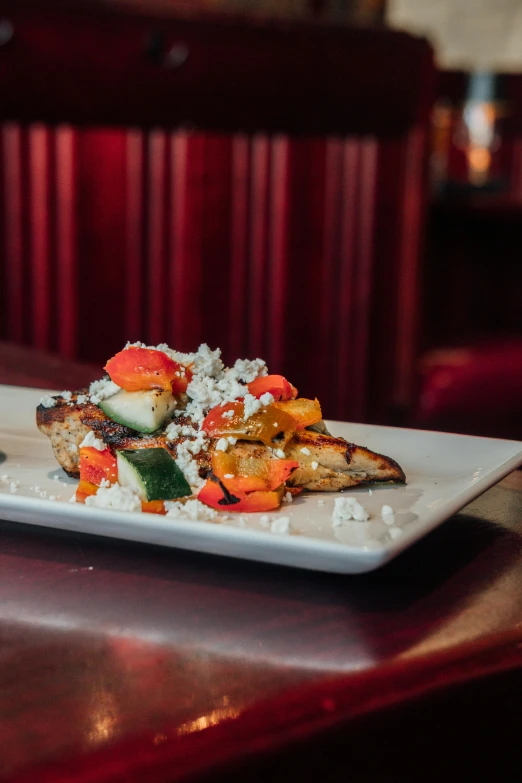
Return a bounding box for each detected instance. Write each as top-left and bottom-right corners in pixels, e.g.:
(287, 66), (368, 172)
(0, 124), (426, 423)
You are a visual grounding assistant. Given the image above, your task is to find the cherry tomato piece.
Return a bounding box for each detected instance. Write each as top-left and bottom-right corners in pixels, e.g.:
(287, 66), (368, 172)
(105, 347), (189, 394)
(247, 375), (298, 401)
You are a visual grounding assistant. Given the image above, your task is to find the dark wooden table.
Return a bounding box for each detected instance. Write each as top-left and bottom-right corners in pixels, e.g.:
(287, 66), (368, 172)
(1, 343), (522, 782)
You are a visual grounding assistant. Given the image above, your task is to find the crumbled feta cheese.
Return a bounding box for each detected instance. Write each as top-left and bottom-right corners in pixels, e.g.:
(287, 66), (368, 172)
(77, 394), (89, 405)
(283, 492), (293, 503)
(274, 448), (285, 459)
(177, 399), (205, 426)
(231, 357), (267, 383)
(165, 422), (181, 440)
(89, 377), (121, 405)
(180, 425), (199, 437)
(242, 393), (263, 420)
(48, 494), (56, 501)
(40, 395), (56, 408)
(186, 377), (234, 414)
(227, 437), (237, 445)
(185, 374), (246, 421)
(382, 504), (395, 526)
(85, 483), (142, 512)
(79, 431), (106, 451)
(258, 392), (275, 406)
(332, 496), (370, 526)
(158, 344), (196, 367)
(224, 473), (234, 479)
(300, 447), (311, 456)
(184, 433), (207, 456)
(389, 527), (402, 539)
(99, 478), (110, 488)
(271, 516), (290, 534)
(124, 340), (146, 349)
(215, 438), (229, 452)
(0, 474), (9, 483)
(174, 438), (206, 490)
(222, 410), (234, 420)
(60, 390), (73, 402)
(189, 430), (208, 453)
(351, 504), (370, 521)
(311, 461), (319, 471)
(192, 343), (225, 379)
(164, 498), (217, 522)
(176, 458), (203, 489)
(259, 515), (270, 527)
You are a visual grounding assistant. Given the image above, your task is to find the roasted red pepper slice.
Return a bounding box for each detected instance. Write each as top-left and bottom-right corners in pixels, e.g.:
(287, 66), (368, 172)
(248, 375), (298, 401)
(202, 400), (298, 445)
(201, 401), (242, 436)
(105, 347), (190, 394)
(79, 446), (117, 486)
(198, 479), (284, 513)
(212, 450), (298, 493)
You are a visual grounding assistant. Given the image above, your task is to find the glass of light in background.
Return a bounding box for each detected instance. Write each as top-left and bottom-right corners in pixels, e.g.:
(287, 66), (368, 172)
(457, 73), (500, 188)
(431, 72), (513, 196)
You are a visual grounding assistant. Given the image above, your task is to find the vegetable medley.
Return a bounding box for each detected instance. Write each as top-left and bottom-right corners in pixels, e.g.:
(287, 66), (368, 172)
(76, 344), (323, 515)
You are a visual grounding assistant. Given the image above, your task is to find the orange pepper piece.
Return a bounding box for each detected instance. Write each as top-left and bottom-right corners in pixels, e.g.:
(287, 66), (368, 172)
(202, 400), (298, 445)
(141, 499), (166, 515)
(272, 398), (322, 429)
(212, 450), (298, 493)
(75, 480), (99, 503)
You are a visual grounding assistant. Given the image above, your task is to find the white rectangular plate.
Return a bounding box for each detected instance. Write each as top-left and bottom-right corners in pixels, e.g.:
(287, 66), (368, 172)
(0, 385), (521, 573)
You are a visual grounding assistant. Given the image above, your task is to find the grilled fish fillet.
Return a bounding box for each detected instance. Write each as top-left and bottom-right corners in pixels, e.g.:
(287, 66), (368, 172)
(36, 392), (405, 490)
